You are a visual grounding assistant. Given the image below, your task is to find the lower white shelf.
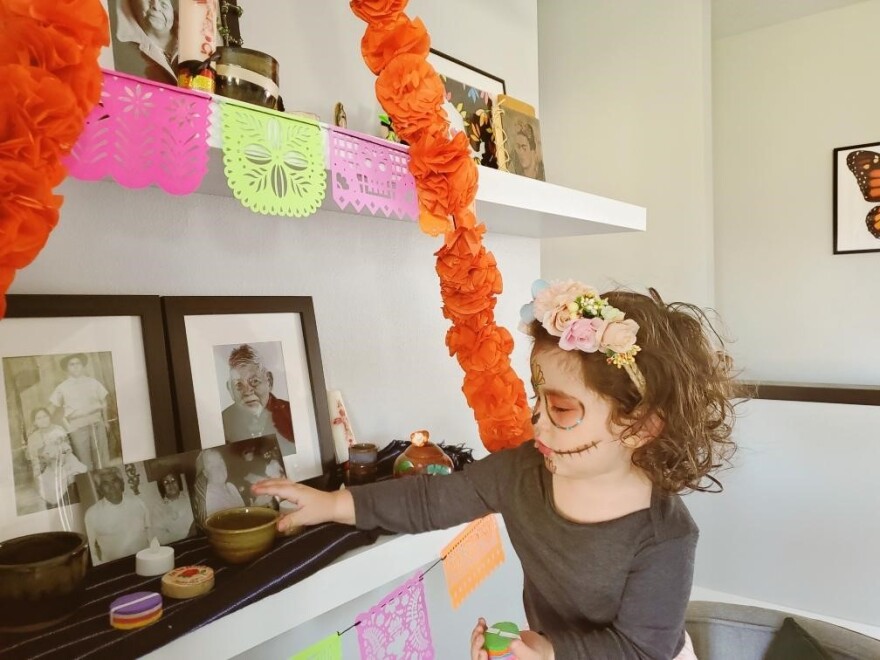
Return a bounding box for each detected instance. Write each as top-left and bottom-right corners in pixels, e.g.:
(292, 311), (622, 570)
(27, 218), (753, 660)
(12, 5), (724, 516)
(193, 148), (646, 239)
(144, 524), (466, 659)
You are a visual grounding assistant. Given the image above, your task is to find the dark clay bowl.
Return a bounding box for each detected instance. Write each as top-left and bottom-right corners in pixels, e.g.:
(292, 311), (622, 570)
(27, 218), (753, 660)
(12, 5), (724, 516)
(0, 531), (89, 633)
(204, 507), (279, 564)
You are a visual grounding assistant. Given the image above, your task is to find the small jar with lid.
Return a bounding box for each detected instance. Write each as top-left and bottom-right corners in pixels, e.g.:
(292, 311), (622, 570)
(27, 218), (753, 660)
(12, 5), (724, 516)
(347, 443), (378, 485)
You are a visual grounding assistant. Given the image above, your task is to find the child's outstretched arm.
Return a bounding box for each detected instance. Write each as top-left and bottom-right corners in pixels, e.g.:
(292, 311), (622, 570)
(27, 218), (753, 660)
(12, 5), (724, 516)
(251, 479), (355, 531)
(253, 447), (517, 535)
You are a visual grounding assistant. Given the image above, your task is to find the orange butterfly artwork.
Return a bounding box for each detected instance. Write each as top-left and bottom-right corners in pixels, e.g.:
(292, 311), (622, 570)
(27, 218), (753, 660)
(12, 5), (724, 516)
(834, 143), (880, 253)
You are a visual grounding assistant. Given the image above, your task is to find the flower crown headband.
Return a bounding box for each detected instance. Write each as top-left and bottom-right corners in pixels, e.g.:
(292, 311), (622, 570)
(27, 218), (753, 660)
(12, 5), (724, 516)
(520, 280), (647, 396)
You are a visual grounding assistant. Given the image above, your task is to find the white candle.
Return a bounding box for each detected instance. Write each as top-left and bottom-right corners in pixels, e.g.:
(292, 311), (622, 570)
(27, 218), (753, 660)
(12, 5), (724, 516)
(178, 0), (220, 64)
(136, 537), (175, 577)
(327, 389), (357, 464)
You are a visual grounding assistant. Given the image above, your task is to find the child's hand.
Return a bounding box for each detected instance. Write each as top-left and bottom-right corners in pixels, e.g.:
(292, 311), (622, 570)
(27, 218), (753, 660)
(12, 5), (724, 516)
(250, 479), (354, 530)
(509, 630), (555, 660)
(469, 618), (489, 660)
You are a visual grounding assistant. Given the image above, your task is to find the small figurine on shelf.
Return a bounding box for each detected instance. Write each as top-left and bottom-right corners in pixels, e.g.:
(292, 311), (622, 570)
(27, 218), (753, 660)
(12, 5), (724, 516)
(333, 102), (348, 129)
(393, 429), (454, 478)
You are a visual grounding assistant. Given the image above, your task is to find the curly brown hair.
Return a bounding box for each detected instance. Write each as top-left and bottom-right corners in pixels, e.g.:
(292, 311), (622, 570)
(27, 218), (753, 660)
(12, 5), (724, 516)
(527, 288), (740, 494)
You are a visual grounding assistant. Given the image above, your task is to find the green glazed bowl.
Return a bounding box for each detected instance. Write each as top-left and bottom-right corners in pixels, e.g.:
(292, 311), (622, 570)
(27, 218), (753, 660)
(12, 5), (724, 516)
(204, 507), (279, 564)
(0, 531), (89, 633)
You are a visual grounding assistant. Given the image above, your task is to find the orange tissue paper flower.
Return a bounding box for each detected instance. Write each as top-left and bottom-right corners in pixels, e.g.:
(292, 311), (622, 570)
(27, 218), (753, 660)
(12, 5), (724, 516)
(408, 132), (477, 217)
(447, 323), (514, 373)
(375, 54), (446, 142)
(2, 65), (84, 163)
(4, 0), (109, 50)
(418, 206), (453, 237)
(350, 0), (407, 25)
(0, 17), (84, 71)
(352, 0), (534, 452)
(361, 15), (430, 75)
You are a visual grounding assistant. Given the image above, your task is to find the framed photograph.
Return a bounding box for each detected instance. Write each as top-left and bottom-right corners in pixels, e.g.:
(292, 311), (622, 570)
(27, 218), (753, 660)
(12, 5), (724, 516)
(187, 436), (285, 527)
(427, 49), (506, 96)
(163, 297), (335, 487)
(428, 49), (506, 169)
(495, 97), (546, 181)
(76, 450), (199, 565)
(833, 142), (880, 254)
(0, 295), (177, 540)
(98, 0), (179, 86)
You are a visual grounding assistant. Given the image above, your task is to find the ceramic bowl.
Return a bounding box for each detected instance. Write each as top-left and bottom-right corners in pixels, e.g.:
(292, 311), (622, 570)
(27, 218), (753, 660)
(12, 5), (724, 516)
(214, 47), (281, 110)
(0, 531), (89, 633)
(204, 507), (279, 564)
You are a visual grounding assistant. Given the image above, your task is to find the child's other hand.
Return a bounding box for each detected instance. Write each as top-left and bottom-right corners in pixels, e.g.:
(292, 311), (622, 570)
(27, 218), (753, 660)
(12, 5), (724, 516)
(510, 630), (555, 660)
(250, 479), (354, 530)
(469, 618), (488, 660)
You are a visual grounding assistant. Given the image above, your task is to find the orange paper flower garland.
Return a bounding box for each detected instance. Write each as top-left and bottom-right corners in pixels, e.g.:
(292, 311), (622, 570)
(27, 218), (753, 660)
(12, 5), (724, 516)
(351, 0), (533, 451)
(0, 0), (108, 317)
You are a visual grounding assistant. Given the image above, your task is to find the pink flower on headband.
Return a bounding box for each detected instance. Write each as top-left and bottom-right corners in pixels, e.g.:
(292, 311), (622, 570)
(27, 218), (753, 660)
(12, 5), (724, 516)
(559, 317), (607, 352)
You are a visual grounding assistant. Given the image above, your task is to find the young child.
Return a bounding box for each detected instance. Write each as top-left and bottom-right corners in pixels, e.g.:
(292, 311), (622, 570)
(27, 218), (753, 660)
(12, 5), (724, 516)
(252, 280), (738, 659)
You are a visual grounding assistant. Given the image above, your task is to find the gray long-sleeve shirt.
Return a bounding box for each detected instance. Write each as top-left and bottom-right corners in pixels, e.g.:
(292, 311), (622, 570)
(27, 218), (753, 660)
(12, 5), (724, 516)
(350, 441), (698, 659)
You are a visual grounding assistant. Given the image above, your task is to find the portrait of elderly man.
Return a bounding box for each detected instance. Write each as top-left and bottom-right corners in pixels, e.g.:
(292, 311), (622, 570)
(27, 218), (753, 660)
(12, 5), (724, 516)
(218, 344), (295, 454)
(82, 467), (150, 564)
(110, 0), (178, 84)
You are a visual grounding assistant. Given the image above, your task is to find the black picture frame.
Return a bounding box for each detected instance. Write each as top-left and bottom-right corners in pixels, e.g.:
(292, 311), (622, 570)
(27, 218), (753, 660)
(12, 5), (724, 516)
(0, 295), (177, 540)
(3, 294), (177, 457)
(429, 48), (506, 95)
(833, 141), (880, 254)
(162, 296), (335, 489)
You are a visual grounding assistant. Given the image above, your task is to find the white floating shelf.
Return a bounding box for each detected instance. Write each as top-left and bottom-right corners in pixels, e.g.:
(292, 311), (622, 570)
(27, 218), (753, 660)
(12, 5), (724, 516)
(143, 525), (466, 660)
(194, 147), (646, 239)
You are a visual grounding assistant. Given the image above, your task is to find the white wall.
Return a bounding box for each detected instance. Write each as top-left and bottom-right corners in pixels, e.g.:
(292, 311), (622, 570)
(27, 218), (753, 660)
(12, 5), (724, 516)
(686, 399), (880, 633)
(699, 1), (880, 634)
(8, 0), (538, 650)
(537, 0), (714, 306)
(714, 0), (880, 384)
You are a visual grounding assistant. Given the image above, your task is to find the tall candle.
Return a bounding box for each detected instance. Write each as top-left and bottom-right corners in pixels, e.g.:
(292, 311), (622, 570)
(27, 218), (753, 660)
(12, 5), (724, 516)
(327, 389), (357, 464)
(178, 0), (220, 64)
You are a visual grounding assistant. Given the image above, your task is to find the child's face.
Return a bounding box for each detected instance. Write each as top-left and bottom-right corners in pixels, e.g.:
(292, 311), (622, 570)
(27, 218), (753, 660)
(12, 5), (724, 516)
(530, 349), (635, 479)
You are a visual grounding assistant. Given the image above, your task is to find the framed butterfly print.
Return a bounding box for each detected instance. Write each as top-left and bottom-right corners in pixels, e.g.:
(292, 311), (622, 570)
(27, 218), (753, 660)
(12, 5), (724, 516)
(833, 141), (880, 254)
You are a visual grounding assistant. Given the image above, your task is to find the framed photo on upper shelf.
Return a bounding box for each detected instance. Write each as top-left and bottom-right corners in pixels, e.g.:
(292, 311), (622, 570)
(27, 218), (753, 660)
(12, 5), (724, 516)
(0, 295), (176, 541)
(98, 0), (180, 86)
(833, 141), (880, 254)
(162, 296), (335, 487)
(428, 48), (506, 169)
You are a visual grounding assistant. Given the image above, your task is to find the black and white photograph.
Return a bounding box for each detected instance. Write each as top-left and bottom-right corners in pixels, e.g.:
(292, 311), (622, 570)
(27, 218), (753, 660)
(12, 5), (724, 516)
(76, 451), (198, 565)
(142, 450), (199, 544)
(104, 0), (179, 85)
(163, 296), (335, 486)
(213, 341), (295, 454)
(0, 295), (176, 541)
(188, 436), (284, 527)
(3, 351), (121, 517)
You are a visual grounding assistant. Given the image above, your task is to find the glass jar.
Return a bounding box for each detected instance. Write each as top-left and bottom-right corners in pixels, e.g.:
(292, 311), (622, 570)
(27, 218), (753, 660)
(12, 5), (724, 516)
(347, 443), (378, 486)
